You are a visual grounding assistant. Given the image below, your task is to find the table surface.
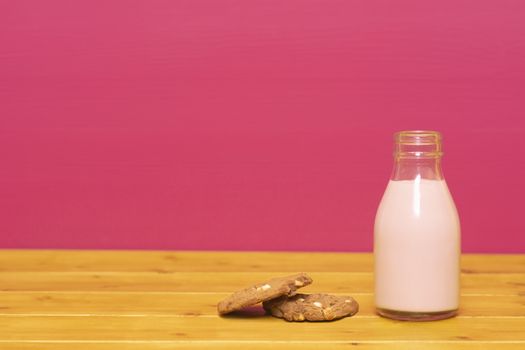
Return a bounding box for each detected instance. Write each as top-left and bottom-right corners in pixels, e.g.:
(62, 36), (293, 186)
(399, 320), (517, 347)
(0, 250), (523, 349)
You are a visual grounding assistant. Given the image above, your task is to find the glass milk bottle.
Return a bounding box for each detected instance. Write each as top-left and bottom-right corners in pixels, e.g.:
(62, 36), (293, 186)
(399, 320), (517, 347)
(374, 130), (461, 321)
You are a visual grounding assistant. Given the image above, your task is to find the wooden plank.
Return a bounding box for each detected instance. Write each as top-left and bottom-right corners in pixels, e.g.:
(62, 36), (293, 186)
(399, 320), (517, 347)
(0, 292), (523, 317)
(1, 342), (525, 350)
(0, 316), (523, 341)
(0, 272), (523, 295)
(462, 255), (525, 274)
(0, 250), (373, 272)
(0, 250), (523, 273)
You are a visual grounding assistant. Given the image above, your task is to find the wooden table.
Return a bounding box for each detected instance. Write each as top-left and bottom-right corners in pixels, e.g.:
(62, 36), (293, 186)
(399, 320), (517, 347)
(0, 250), (523, 349)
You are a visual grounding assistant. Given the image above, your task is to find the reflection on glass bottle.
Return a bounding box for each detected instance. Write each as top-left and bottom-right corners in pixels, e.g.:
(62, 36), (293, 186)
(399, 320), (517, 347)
(374, 130), (461, 321)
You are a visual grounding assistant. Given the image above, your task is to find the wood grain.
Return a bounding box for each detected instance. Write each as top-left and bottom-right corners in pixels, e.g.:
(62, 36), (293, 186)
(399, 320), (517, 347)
(1, 250), (524, 273)
(0, 316), (524, 341)
(0, 250), (523, 349)
(0, 271), (523, 295)
(0, 293), (523, 317)
(2, 343), (525, 350)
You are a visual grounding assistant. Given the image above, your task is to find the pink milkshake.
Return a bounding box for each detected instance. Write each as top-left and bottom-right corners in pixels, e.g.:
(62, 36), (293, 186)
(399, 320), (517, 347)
(374, 131), (461, 321)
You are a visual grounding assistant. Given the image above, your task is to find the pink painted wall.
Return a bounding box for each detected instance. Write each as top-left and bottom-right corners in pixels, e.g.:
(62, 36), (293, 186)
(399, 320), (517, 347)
(1, 1), (524, 253)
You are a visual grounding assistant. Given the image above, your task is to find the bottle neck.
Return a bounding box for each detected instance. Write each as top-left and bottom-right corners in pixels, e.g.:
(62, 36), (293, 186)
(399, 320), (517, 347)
(391, 157), (443, 181)
(391, 130), (444, 181)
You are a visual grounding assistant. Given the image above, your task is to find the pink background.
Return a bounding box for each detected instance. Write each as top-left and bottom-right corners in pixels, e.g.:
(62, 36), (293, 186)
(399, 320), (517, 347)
(1, 1), (524, 253)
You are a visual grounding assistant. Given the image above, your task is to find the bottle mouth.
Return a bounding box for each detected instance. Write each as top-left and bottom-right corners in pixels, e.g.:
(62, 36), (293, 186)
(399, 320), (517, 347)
(394, 130), (443, 158)
(395, 130), (442, 144)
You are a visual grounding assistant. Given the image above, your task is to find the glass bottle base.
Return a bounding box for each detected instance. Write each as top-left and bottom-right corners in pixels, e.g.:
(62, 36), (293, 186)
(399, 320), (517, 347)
(376, 307), (458, 321)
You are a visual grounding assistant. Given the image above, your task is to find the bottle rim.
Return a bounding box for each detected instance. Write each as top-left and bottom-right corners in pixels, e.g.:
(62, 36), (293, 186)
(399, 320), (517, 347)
(394, 130), (443, 158)
(394, 130), (442, 145)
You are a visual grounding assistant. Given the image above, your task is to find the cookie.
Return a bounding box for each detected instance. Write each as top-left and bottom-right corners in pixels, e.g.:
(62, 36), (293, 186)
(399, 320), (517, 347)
(263, 293), (359, 321)
(217, 273), (313, 315)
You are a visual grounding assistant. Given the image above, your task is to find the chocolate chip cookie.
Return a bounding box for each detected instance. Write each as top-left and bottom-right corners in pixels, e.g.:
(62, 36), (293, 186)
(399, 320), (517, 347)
(217, 273), (313, 315)
(263, 293), (359, 321)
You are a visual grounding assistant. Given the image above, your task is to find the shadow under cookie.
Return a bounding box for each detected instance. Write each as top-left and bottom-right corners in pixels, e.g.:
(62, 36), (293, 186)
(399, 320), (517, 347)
(220, 305), (267, 319)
